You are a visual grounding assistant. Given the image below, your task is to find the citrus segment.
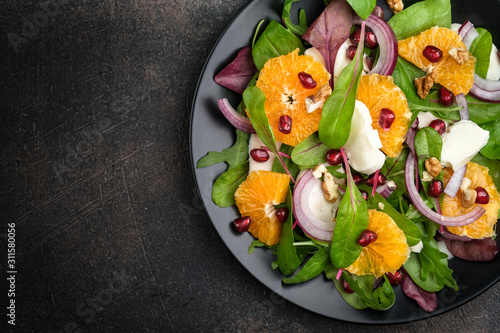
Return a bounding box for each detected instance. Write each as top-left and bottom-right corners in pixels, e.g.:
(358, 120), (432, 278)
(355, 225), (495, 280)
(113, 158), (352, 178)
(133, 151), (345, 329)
(398, 26), (476, 96)
(234, 170), (290, 245)
(442, 162), (500, 239)
(345, 210), (410, 278)
(356, 74), (411, 158)
(255, 49), (331, 146)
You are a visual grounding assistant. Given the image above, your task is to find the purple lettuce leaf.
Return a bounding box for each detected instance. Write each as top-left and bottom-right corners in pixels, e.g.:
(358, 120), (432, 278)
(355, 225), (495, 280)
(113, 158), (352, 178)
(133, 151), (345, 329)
(436, 234), (499, 262)
(401, 271), (437, 312)
(214, 47), (258, 95)
(302, 0), (353, 84)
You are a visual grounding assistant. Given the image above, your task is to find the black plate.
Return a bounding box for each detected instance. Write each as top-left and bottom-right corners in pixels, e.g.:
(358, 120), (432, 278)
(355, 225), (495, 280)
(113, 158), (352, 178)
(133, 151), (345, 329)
(190, 0), (500, 324)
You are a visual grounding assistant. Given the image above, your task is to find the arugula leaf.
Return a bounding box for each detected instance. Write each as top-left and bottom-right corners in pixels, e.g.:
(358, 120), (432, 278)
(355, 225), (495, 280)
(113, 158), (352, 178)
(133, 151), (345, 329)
(272, 144), (300, 180)
(479, 118), (500, 159)
(211, 161), (249, 207)
(197, 129), (250, 169)
(277, 189), (302, 276)
(346, 0), (376, 20)
(318, 23), (365, 149)
(282, 247), (330, 284)
(282, 0), (308, 36)
(340, 272), (395, 310)
(388, 0), (451, 40)
(248, 240), (267, 254)
(291, 132), (329, 168)
(252, 20), (305, 70)
(469, 28), (492, 79)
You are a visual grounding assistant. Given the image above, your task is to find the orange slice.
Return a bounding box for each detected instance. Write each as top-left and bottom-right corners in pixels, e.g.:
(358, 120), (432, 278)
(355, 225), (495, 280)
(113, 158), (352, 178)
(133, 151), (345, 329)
(234, 170), (290, 245)
(255, 49), (331, 146)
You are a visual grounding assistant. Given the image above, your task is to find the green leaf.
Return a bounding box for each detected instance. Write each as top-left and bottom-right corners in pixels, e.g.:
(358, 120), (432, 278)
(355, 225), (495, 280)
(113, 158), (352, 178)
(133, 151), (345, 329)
(248, 240), (267, 254)
(291, 132), (329, 168)
(340, 272), (395, 310)
(469, 28), (492, 79)
(211, 162), (249, 207)
(388, 0), (451, 40)
(282, 247), (330, 284)
(252, 20), (305, 70)
(272, 144), (300, 179)
(319, 24), (365, 149)
(324, 265), (368, 310)
(277, 189), (302, 275)
(471, 153), (500, 195)
(380, 147), (409, 200)
(197, 129), (250, 169)
(468, 95), (500, 124)
(282, 0), (308, 36)
(479, 118), (500, 159)
(392, 57), (427, 108)
(346, 0), (376, 20)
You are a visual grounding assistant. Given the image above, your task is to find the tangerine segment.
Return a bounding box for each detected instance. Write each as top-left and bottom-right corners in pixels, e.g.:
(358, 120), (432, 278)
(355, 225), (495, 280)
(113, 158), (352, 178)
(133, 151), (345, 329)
(442, 162), (500, 239)
(234, 170), (290, 246)
(255, 49), (331, 146)
(345, 210), (410, 278)
(398, 26), (476, 96)
(356, 74), (411, 158)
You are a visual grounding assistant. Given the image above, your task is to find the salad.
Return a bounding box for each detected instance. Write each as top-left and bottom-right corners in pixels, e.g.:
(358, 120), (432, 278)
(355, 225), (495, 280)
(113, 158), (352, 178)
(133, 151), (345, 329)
(196, 0), (500, 313)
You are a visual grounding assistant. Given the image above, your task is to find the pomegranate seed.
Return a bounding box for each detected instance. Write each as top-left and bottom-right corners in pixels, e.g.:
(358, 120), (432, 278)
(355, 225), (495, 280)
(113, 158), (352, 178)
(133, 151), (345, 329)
(275, 207), (289, 223)
(346, 45), (357, 60)
(250, 148), (269, 162)
(364, 31), (378, 49)
(423, 45), (443, 63)
(360, 190), (369, 200)
(326, 149), (342, 165)
(387, 270), (404, 285)
(298, 72), (317, 89)
(475, 187), (490, 204)
(358, 230), (378, 247)
(428, 179), (444, 198)
(378, 108), (395, 131)
(279, 115), (292, 134)
(352, 172), (364, 185)
(366, 173), (386, 187)
(428, 119), (446, 135)
(439, 87), (454, 107)
(233, 216), (251, 232)
(364, 56), (374, 71)
(342, 279), (354, 294)
(350, 26), (361, 44)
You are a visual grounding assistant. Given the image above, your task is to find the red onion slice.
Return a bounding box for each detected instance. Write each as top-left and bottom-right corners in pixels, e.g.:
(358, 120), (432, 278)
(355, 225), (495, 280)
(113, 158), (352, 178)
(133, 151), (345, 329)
(352, 14), (398, 76)
(376, 181), (396, 199)
(458, 20), (479, 50)
(217, 98), (256, 134)
(444, 164), (467, 198)
(405, 152), (485, 226)
(469, 74), (500, 103)
(455, 93), (469, 120)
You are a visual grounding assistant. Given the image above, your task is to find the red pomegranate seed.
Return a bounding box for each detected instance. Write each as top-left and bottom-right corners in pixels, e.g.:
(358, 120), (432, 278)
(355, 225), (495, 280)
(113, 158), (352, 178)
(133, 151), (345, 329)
(352, 172), (364, 185)
(360, 189), (369, 200)
(428, 119), (446, 135)
(233, 216), (251, 232)
(439, 87), (454, 107)
(342, 279), (354, 294)
(364, 56), (374, 71)
(275, 207), (289, 223)
(298, 72), (317, 89)
(250, 148), (269, 162)
(326, 149), (342, 165)
(346, 45), (357, 60)
(279, 115), (292, 134)
(378, 108), (396, 131)
(423, 45), (443, 62)
(358, 230), (378, 247)
(475, 187), (490, 204)
(366, 173), (386, 187)
(387, 270), (404, 285)
(350, 26), (361, 44)
(428, 179), (444, 198)
(365, 31), (378, 49)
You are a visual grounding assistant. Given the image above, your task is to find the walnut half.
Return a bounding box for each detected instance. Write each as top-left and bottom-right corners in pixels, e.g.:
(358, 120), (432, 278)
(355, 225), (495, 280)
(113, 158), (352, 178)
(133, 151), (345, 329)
(414, 71), (437, 99)
(386, 0), (404, 14)
(460, 177), (477, 208)
(425, 157), (442, 178)
(448, 47), (470, 66)
(322, 172), (339, 203)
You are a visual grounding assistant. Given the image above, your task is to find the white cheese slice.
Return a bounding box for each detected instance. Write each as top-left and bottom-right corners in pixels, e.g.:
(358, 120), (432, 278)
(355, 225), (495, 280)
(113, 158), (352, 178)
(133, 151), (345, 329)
(441, 120), (489, 171)
(409, 241), (423, 253)
(248, 135), (280, 172)
(486, 44), (500, 81)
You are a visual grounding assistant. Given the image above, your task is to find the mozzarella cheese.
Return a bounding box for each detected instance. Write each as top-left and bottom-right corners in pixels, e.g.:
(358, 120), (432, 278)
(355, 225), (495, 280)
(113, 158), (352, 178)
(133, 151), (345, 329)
(487, 44), (500, 81)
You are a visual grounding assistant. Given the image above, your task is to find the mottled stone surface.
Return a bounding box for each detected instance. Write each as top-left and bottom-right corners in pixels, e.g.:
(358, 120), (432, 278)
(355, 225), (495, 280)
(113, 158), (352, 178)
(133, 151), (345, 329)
(0, 0), (498, 332)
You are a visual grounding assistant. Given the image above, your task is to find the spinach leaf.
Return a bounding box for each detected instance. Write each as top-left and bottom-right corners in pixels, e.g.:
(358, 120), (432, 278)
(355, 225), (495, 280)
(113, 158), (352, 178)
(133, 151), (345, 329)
(324, 265), (368, 310)
(472, 153), (500, 194)
(346, 0), (376, 20)
(479, 118), (500, 160)
(318, 24), (365, 149)
(340, 272), (395, 310)
(469, 28), (492, 79)
(380, 147), (409, 200)
(468, 95), (500, 124)
(391, 57), (427, 108)
(282, 246), (330, 284)
(277, 190), (302, 275)
(282, 0), (308, 36)
(197, 129), (249, 169)
(212, 161), (249, 207)
(388, 0), (451, 40)
(291, 132), (329, 167)
(252, 20), (305, 70)
(272, 144), (300, 179)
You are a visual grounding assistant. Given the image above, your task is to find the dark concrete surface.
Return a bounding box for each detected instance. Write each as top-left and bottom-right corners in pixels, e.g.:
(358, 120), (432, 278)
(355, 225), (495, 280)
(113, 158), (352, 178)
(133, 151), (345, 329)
(1, 0), (498, 332)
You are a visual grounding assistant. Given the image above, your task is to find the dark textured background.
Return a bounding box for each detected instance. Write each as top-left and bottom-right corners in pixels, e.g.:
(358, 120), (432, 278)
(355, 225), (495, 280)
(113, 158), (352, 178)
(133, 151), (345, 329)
(1, 0), (498, 332)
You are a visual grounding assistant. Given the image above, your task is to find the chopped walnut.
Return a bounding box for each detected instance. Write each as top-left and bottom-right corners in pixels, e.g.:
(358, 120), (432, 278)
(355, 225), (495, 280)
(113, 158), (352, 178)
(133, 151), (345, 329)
(448, 47), (470, 65)
(460, 177), (477, 208)
(386, 0), (404, 14)
(312, 164), (328, 179)
(422, 171), (433, 182)
(425, 157), (442, 178)
(414, 71), (437, 99)
(306, 84), (332, 113)
(322, 172), (339, 203)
